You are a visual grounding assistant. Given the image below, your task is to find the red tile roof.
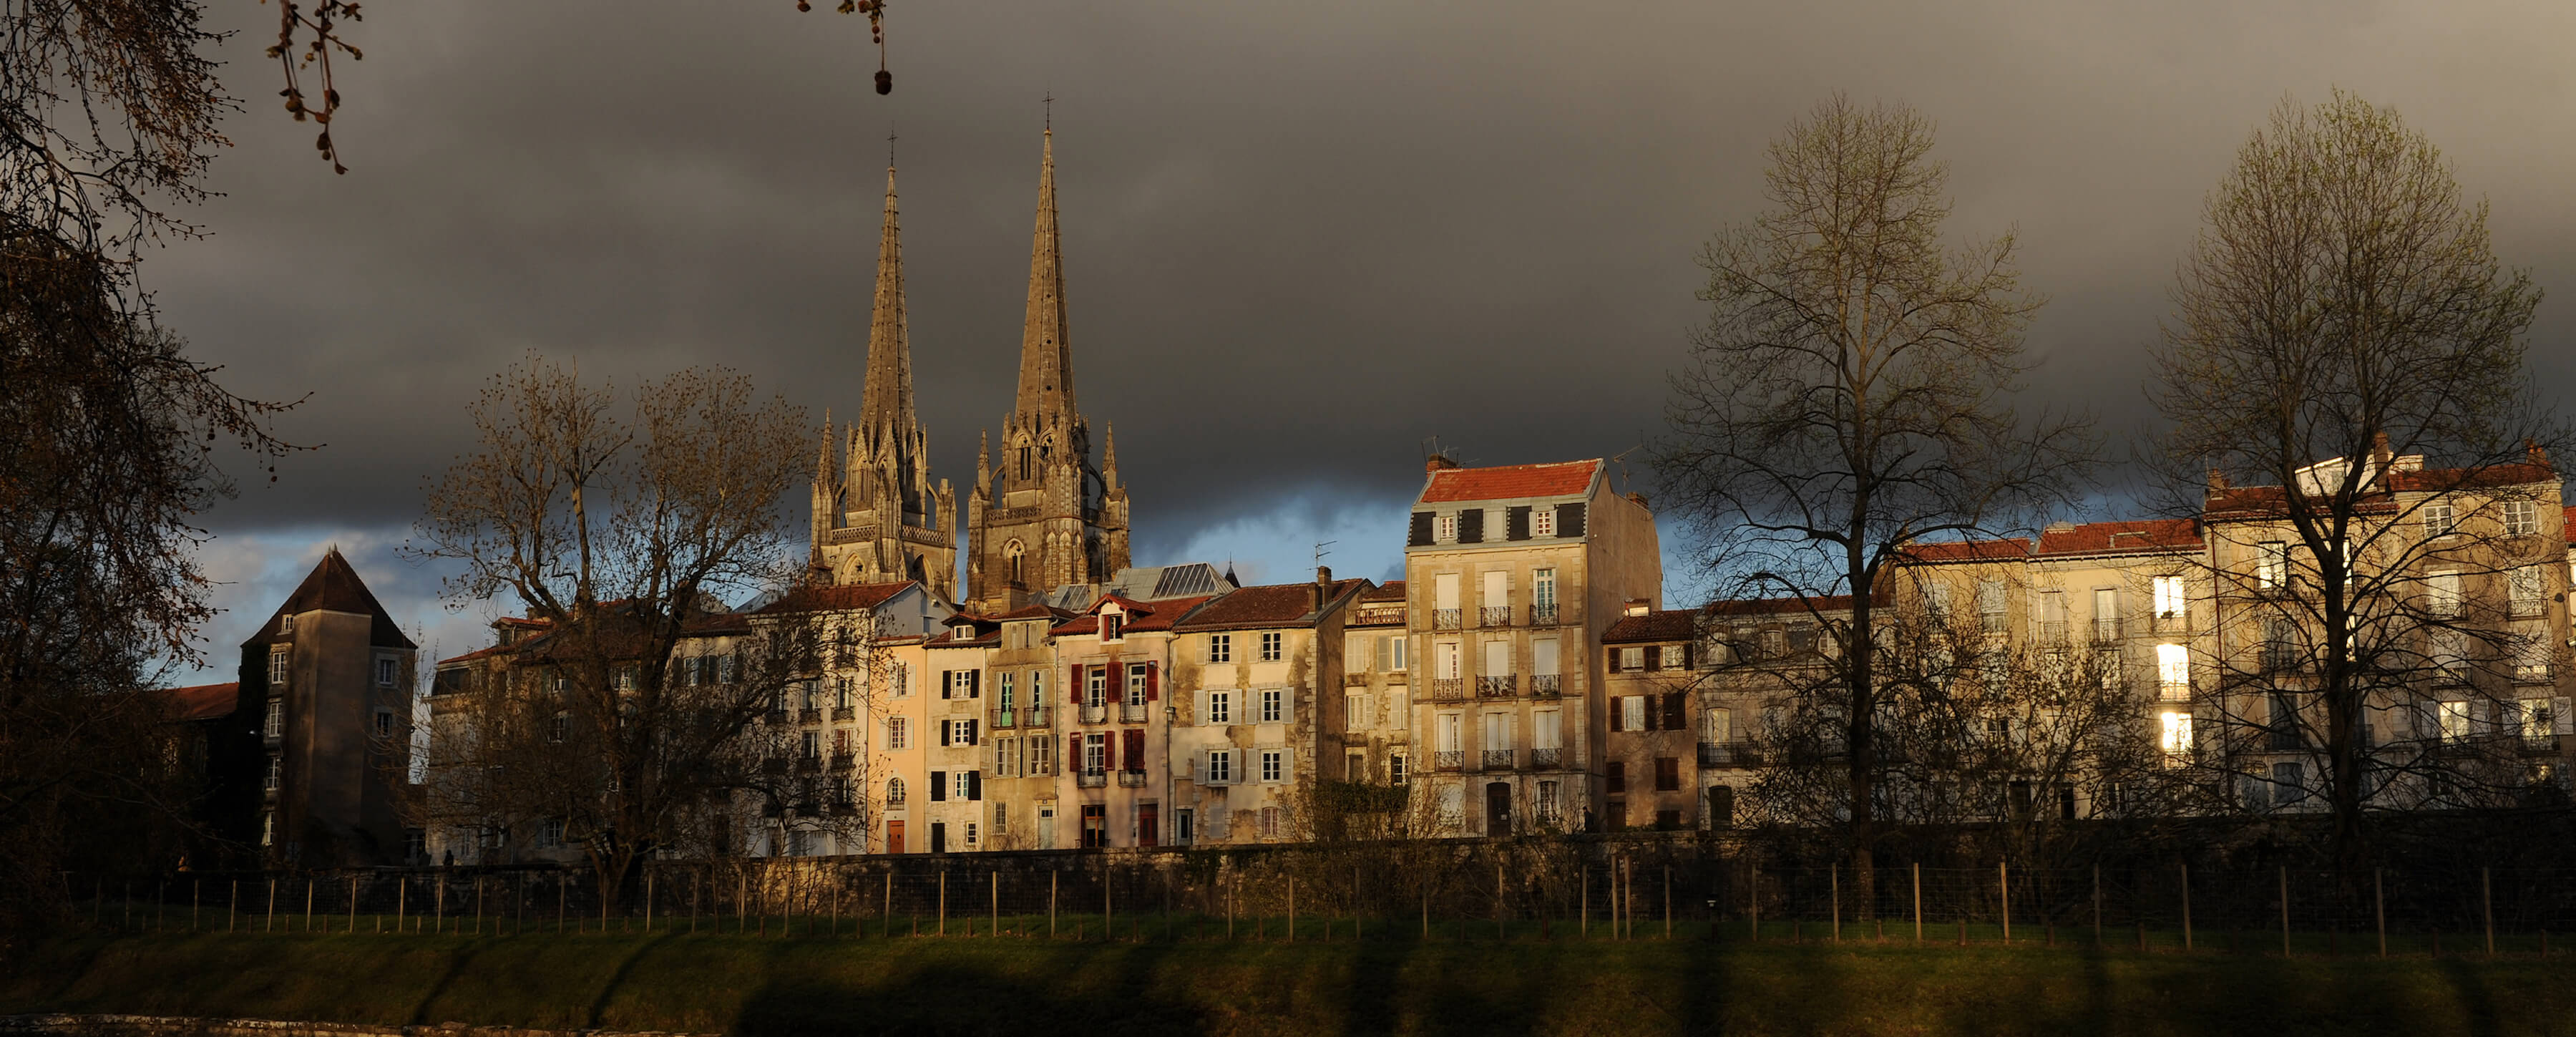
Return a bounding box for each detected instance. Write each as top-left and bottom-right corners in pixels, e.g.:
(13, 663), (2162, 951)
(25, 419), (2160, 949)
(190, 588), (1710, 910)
(166, 681), (240, 721)
(1054, 595), (1217, 636)
(1360, 580), (1405, 602)
(1603, 610), (1698, 644)
(1172, 580), (1370, 632)
(1704, 595), (1858, 618)
(1419, 460), (1601, 504)
(2036, 520), (2200, 557)
(1901, 538), (2029, 563)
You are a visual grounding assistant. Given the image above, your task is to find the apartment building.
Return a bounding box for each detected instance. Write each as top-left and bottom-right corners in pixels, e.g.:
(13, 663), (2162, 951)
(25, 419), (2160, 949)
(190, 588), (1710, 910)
(1405, 457), (1661, 835)
(1339, 581), (1412, 784)
(746, 580), (949, 857)
(1166, 570), (1369, 844)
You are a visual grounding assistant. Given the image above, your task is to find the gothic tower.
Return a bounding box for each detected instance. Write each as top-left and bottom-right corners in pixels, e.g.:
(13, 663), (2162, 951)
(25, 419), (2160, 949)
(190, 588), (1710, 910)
(811, 164), (960, 600)
(965, 127), (1131, 612)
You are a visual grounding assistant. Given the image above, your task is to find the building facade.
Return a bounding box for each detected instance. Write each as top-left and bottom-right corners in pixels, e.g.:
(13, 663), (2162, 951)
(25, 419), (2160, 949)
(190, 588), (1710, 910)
(229, 549), (419, 866)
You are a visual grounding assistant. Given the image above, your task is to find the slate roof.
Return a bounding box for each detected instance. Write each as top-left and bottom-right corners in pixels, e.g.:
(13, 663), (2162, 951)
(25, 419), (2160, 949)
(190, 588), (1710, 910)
(243, 548), (414, 650)
(1171, 579), (1370, 632)
(753, 580), (917, 615)
(1419, 460), (1601, 504)
(2035, 520), (2201, 558)
(167, 681), (240, 721)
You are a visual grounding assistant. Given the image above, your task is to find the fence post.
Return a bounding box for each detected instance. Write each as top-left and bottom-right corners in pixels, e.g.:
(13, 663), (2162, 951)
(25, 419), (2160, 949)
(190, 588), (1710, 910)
(885, 870), (894, 938)
(268, 877), (278, 933)
(1664, 865), (1672, 941)
(1104, 868), (1113, 940)
(305, 878), (315, 933)
(1999, 862), (2010, 945)
(1749, 865), (1759, 941)
(472, 876), (482, 937)
(645, 869), (655, 934)
(2483, 867), (2495, 958)
(938, 870), (947, 937)
(1497, 861), (1506, 940)
(1050, 870), (1058, 938)
(231, 880), (240, 934)
(2179, 862), (2191, 951)
(2374, 868), (2386, 959)
(2092, 865), (2101, 945)
(990, 871), (998, 938)
(348, 876), (357, 934)
(394, 880), (403, 934)
(1830, 865), (1840, 944)
(1581, 867), (1589, 938)
(2278, 866), (2290, 958)
(1289, 875), (1298, 944)
(1912, 863), (1922, 943)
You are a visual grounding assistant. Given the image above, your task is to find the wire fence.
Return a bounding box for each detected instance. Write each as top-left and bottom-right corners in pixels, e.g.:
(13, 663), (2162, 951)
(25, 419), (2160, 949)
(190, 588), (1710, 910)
(61, 841), (2576, 955)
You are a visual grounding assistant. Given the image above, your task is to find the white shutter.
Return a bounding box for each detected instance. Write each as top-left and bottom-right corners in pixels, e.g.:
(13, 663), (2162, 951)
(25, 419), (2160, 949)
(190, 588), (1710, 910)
(1281, 749), (1295, 785)
(1280, 687), (1295, 726)
(2555, 697), (2574, 736)
(1194, 689), (1209, 726)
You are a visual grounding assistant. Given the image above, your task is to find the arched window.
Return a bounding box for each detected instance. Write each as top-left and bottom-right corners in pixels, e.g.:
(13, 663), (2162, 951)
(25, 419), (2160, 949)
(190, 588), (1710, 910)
(1015, 438), (1032, 481)
(1005, 540), (1026, 585)
(887, 776), (907, 807)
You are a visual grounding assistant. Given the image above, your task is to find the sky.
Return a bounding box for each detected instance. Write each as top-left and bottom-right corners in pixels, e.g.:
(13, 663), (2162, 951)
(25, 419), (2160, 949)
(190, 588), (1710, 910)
(152, 0), (2576, 683)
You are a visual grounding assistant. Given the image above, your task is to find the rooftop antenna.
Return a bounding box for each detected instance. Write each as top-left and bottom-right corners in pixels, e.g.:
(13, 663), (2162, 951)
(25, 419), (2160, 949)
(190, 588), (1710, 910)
(1314, 540), (1337, 570)
(1609, 444), (1641, 492)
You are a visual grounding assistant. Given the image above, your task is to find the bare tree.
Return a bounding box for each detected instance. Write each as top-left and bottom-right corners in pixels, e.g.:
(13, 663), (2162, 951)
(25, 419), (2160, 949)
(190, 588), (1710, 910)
(1654, 94), (2095, 890)
(2149, 91), (2560, 870)
(409, 354), (814, 903)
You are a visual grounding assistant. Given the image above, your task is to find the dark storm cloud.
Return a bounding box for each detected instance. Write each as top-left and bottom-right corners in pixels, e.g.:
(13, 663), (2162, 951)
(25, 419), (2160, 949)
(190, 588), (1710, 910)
(152, 0), (2576, 647)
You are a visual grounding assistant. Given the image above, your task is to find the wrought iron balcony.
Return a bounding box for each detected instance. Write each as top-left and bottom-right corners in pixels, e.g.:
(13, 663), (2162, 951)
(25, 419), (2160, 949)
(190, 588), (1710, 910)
(1076, 771), (1108, 788)
(1117, 771), (1148, 788)
(831, 752), (855, 770)
(1080, 703), (1108, 725)
(1479, 607), (1513, 628)
(1481, 748), (1516, 771)
(2037, 620), (2068, 645)
(763, 709), (789, 726)
(795, 756), (821, 774)
(1430, 678), (1468, 702)
(799, 708), (822, 724)
(1699, 741), (1762, 767)
(1531, 605), (1559, 627)
(2092, 618), (2124, 643)
(831, 706), (857, 722)
(1530, 674), (1563, 698)
(1025, 706), (1050, 728)
(1477, 674), (1518, 698)
(994, 710), (1016, 729)
(1530, 747), (1562, 769)
(1432, 608), (1462, 631)
(1120, 703), (1151, 724)
(1433, 750), (1465, 772)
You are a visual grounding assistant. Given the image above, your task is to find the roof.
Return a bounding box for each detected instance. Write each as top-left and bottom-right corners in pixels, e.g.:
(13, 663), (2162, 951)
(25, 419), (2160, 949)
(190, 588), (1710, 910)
(754, 580), (917, 616)
(166, 681), (240, 721)
(1703, 595), (1857, 618)
(2036, 519), (2200, 558)
(1602, 610), (1698, 645)
(1901, 538), (2030, 563)
(1052, 595), (1218, 637)
(1035, 563), (1236, 610)
(992, 603), (1077, 622)
(436, 643), (514, 667)
(244, 548), (415, 650)
(2205, 460), (2557, 521)
(1419, 459), (1601, 505)
(1360, 580), (1405, 603)
(1171, 579), (1370, 633)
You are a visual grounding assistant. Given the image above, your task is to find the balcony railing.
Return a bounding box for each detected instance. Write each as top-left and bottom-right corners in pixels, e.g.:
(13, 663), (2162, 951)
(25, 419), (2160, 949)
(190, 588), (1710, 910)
(831, 752), (855, 770)
(1481, 748), (1516, 771)
(795, 756), (821, 773)
(994, 710), (1016, 729)
(1080, 703), (1108, 725)
(2092, 618), (2124, 643)
(1076, 771), (1108, 788)
(1531, 605), (1559, 626)
(1430, 678), (1468, 702)
(1530, 674), (1563, 698)
(799, 708), (823, 724)
(1699, 741), (1763, 767)
(1433, 750), (1465, 772)
(831, 706), (856, 722)
(2037, 620), (2069, 645)
(1432, 609), (1462, 631)
(1531, 747), (1562, 769)
(2517, 663), (2555, 684)
(763, 709), (789, 726)
(1346, 672), (1372, 687)
(1477, 674), (1518, 698)
(1025, 706), (1050, 727)
(1117, 770), (1148, 788)
(2524, 736), (2562, 754)
(1479, 607), (1513, 628)
(1120, 703), (1151, 724)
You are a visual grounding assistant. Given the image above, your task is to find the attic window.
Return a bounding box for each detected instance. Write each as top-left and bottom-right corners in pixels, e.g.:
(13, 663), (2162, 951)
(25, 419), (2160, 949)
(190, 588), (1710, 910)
(280, 614), (295, 635)
(1102, 611), (1124, 642)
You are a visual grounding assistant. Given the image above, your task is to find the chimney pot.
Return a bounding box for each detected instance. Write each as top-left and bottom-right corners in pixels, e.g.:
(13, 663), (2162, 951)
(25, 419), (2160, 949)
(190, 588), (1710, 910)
(1425, 454), (1460, 473)
(1624, 598), (1651, 617)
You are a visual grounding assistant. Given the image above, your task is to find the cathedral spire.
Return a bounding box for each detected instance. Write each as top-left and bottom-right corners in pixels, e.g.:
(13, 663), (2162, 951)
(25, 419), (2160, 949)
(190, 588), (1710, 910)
(857, 164), (919, 444)
(1013, 127), (1076, 430)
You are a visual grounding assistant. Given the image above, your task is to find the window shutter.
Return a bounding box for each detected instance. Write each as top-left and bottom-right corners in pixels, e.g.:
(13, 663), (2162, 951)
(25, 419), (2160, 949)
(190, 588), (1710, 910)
(1458, 509), (1484, 543)
(1104, 733), (1118, 771)
(1645, 646), (1662, 671)
(1194, 689), (1209, 725)
(1070, 733), (1081, 767)
(1663, 692), (1687, 731)
(1408, 512), (1434, 547)
(1146, 662), (1160, 701)
(1280, 750), (1295, 785)
(968, 770), (982, 802)
(2556, 698), (2572, 736)
(966, 719), (980, 744)
(1070, 665), (1083, 704)
(1506, 506), (1531, 541)
(1557, 502), (1586, 538)
(1280, 688), (1296, 726)
(938, 671), (952, 699)
(1607, 646), (1619, 671)
(930, 771), (947, 801)
(1609, 700), (1624, 733)
(1191, 752), (1206, 784)
(1641, 696), (1659, 731)
(940, 721), (953, 746)
(1124, 729), (1145, 770)
(1682, 642), (1697, 668)
(969, 670), (982, 698)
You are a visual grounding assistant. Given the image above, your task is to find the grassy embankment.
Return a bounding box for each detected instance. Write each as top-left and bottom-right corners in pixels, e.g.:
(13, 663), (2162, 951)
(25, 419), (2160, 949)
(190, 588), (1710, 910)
(6, 918), (2570, 1036)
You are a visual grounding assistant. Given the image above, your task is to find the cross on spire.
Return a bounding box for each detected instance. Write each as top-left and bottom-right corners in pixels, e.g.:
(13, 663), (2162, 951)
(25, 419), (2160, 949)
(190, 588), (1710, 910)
(1043, 92), (1053, 131)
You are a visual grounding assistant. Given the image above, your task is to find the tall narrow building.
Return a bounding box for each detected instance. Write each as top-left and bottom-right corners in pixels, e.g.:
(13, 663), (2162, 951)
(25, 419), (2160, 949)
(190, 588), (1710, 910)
(965, 127), (1132, 612)
(813, 164), (960, 601)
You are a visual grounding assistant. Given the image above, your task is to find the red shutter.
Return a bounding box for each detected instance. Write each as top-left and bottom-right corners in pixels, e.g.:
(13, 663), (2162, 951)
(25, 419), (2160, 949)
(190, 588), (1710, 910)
(1070, 664), (1083, 705)
(1123, 729), (1144, 771)
(1146, 662), (1160, 701)
(1070, 733), (1081, 767)
(1104, 731), (1118, 771)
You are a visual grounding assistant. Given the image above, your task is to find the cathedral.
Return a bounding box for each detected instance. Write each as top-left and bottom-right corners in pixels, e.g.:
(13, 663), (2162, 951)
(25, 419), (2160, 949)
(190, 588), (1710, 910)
(809, 127), (1131, 613)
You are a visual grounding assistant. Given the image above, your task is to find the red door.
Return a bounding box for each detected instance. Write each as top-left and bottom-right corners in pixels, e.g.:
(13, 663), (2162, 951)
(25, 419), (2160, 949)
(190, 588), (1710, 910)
(887, 819), (906, 855)
(1138, 803), (1160, 847)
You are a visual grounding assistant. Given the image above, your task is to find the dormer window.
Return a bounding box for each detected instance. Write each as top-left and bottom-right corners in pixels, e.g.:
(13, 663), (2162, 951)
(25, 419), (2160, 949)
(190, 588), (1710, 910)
(1531, 508), (1556, 538)
(1436, 514), (1458, 543)
(1102, 610), (1125, 642)
(280, 614), (295, 635)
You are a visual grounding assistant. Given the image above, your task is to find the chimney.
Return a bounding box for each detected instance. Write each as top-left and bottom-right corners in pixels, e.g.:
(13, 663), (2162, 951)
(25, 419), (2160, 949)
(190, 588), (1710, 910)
(1627, 492), (1650, 510)
(1624, 598), (1651, 618)
(2206, 469), (2228, 493)
(2529, 439), (2550, 467)
(1313, 566), (1332, 611)
(1425, 454), (1460, 474)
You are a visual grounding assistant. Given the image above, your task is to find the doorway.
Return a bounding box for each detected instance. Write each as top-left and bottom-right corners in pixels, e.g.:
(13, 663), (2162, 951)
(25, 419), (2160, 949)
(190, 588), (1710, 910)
(887, 819), (906, 854)
(930, 822), (947, 855)
(1485, 782), (1513, 837)
(1138, 802), (1160, 847)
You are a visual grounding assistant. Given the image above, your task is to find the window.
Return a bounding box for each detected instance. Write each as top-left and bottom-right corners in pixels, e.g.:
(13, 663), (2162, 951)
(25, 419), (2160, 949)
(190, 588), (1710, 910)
(1483, 711), (1511, 752)
(1028, 737), (1052, 776)
(2504, 499), (2540, 537)
(374, 709), (395, 738)
(1533, 638), (1560, 677)
(537, 817), (566, 848)
(2514, 622), (2552, 681)
(2439, 700), (2472, 744)
(1533, 568), (1557, 618)
(1701, 706), (1731, 745)
(998, 673), (1015, 714)
(1260, 631), (1283, 662)
(1126, 665), (1148, 706)
(1261, 749), (1284, 782)
(1389, 754), (1407, 784)
(259, 812), (275, 847)
(2158, 711), (2193, 759)
(834, 729), (851, 755)
(2155, 643), (2189, 699)
(1976, 580), (2007, 634)
(2423, 501), (2457, 538)
(371, 656), (397, 688)
(2428, 570), (2463, 618)
(887, 718), (909, 750)
(1435, 641), (1461, 679)
(1654, 756), (1680, 792)
(892, 663), (909, 697)
(1618, 647), (1644, 672)
(279, 613), (296, 635)
(1209, 634), (1231, 663)
(1536, 781), (1560, 822)
(549, 712), (570, 744)
(1606, 761), (1626, 794)
(263, 698), (284, 739)
(2152, 576), (2185, 620)
(2270, 762), (2306, 807)
(1102, 612), (1124, 641)
(1620, 696), (1646, 731)
(1384, 636), (1408, 671)
(965, 822), (980, 847)
(1261, 688), (1285, 723)
(1206, 749), (1234, 784)
(1083, 734), (1107, 775)
(1175, 808), (1194, 842)
(268, 646), (290, 685)
(1484, 640), (1513, 678)
(1085, 666), (1107, 707)
(2257, 542), (2288, 589)
(1345, 692), (1367, 729)
(263, 754), (282, 791)
(952, 771), (973, 801)
(1260, 806), (1282, 838)
(718, 655), (738, 684)
(1531, 509), (1556, 538)
(1207, 689), (1233, 724)
(887, 777), (907, 807)
(2431, 628), (2469, 678)
(2512, 566), (2546, 617)
(2521, 698), (2555, 746)
(1436, 513), (1458, 542)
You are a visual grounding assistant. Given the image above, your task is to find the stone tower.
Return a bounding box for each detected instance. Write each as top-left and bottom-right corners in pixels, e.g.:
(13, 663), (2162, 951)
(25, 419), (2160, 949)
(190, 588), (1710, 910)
(965, 127), (1131, 612)
(811, 164), (960, 600)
